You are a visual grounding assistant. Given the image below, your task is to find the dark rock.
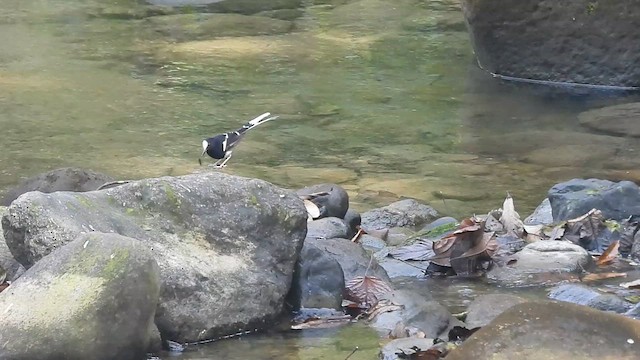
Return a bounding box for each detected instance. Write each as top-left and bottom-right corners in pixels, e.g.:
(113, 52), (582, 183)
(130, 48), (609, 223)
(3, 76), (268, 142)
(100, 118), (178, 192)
(1, 167), (113, 206)
(343, 208), (361, 238)
(626, 302), (640, 319)
(0, 233), (160, 360)
(358, 234), (386, 252)
(384, 227), (414, 246)
(548, 284), (633, 314)
(492, 234), (526, 260)
(0, 207), (25, 281)
(524, 198), (553, 225)
(307, 237), (390, 283)
(145, 13), (293, 41)
(465, 294), (528, 328)
(306, 217), (349, 240)
(631, 233), (640, 261)
(297, 183), (349, 220)
(288, 242), (344, 310)
(460, 0), (640, 87)
(548, 178), (640, 222)
(2, 172), (307, 342)
(361, 199), (438, 231)
(378, 258), (427, 279)
(487, 241), (594, 287)
(379, 338), (437, 360)
(445, 301), (640, 360)
(579, 102), (640, 138)
(371, 289), (459, 339)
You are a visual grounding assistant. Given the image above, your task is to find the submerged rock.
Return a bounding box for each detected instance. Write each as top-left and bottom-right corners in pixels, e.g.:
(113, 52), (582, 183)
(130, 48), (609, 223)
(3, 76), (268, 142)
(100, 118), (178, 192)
(361, 199), (438, 230)
(2, 172), (307, 342)
(548, 178), (640, 222)
(379, 337), (437, 360)
(371, 289), (459, 339)
(445, 301), (640, 360)
(0, 233), (160, 360)
(487, 241), (594, 287)
(465, 294), (528, 328)
(145, 13), (293, 41)
(579, 102), (640, 138)
(1, 167), (113, 206)
(548, 284), (633, 314)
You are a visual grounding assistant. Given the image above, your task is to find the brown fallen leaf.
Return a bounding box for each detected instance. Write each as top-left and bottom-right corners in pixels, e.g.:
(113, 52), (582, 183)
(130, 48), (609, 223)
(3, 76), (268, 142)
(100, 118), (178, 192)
(596, 240), (620, 266)
(291, 315), (352, 330)
(0, 282), (8, 293)
(620, 279), (640, 289)
(364, 299), (403, 320)
(581, 272), (627, 282)
(345, 276), (393, 307)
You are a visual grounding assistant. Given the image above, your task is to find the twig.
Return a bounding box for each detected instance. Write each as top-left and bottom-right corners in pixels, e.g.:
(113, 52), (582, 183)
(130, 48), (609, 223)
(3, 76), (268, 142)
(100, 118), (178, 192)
(364, 255), (374, 277)
(96, 180), (132, 190)
(344, 346), (359, 360)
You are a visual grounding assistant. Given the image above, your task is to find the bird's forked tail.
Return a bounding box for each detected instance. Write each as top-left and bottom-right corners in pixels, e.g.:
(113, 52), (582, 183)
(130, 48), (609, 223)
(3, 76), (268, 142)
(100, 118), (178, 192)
(243, 112), (279, 131)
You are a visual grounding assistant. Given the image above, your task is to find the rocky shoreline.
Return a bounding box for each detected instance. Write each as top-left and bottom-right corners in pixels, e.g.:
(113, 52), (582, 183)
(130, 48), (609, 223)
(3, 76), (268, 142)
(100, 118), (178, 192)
(0, 167), (639, 359)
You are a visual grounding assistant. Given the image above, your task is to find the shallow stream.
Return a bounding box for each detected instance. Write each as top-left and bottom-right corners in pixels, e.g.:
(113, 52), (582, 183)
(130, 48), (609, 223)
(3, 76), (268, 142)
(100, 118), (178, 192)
(2, 0), (640, 358)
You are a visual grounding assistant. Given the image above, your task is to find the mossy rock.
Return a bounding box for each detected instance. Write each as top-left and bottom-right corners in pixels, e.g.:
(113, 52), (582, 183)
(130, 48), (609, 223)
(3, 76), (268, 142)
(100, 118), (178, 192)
(0, 233), (160, 360)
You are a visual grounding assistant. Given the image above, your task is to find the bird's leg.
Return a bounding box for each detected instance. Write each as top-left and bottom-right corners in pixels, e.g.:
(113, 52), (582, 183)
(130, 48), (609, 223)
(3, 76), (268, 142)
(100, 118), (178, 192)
(216, 151), (234, 168)
(209, 152), (233, 169)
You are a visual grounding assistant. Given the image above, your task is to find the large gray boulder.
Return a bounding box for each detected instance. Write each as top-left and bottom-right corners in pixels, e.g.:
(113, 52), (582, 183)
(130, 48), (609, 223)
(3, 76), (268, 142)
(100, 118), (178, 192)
(445, 301), (640, 360)
(2, 172), (307, 342)
(1, 167), (113, 206)
(465, 294), (528, 328)
(460, 0), (640, 88)
(0, 233), (160, 360)
(548, 178), (640, 222)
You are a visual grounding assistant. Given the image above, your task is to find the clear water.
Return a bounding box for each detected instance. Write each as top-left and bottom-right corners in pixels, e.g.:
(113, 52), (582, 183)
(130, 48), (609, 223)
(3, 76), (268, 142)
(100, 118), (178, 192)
(2, 0), (640, 358)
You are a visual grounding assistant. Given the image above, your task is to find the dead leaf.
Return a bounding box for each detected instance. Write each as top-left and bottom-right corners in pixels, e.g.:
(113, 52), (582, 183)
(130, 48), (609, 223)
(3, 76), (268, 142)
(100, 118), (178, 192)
(396, 347), (443, 360)
(291, 315), (352, 330)
(364, 299), (403, 320)
(620, 279), (640, 289)
(389, 241), (435, 261)
(304, 199), (320, 220)
(0, 282), (8, 293)
(564, 209), (605, 246)
(545, 224), (566, 240)
(500, 194), (524, 237)
(596, 240), (619, 266)
(345, 276), (393, 307)
(581, 272), (627, 282)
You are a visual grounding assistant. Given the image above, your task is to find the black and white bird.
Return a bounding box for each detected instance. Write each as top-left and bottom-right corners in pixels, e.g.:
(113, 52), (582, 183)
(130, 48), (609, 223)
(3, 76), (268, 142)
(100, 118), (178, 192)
(200, 112), (278, 168)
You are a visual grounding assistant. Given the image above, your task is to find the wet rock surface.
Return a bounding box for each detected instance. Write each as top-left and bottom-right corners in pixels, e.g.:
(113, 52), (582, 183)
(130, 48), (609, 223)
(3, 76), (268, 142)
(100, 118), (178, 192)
(361, 199), (439, 230)
(445, 301), (640, 360)
(0, 233), (160, 360)
(464, 294), (528, 328)
(548, 283), (633, 314)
